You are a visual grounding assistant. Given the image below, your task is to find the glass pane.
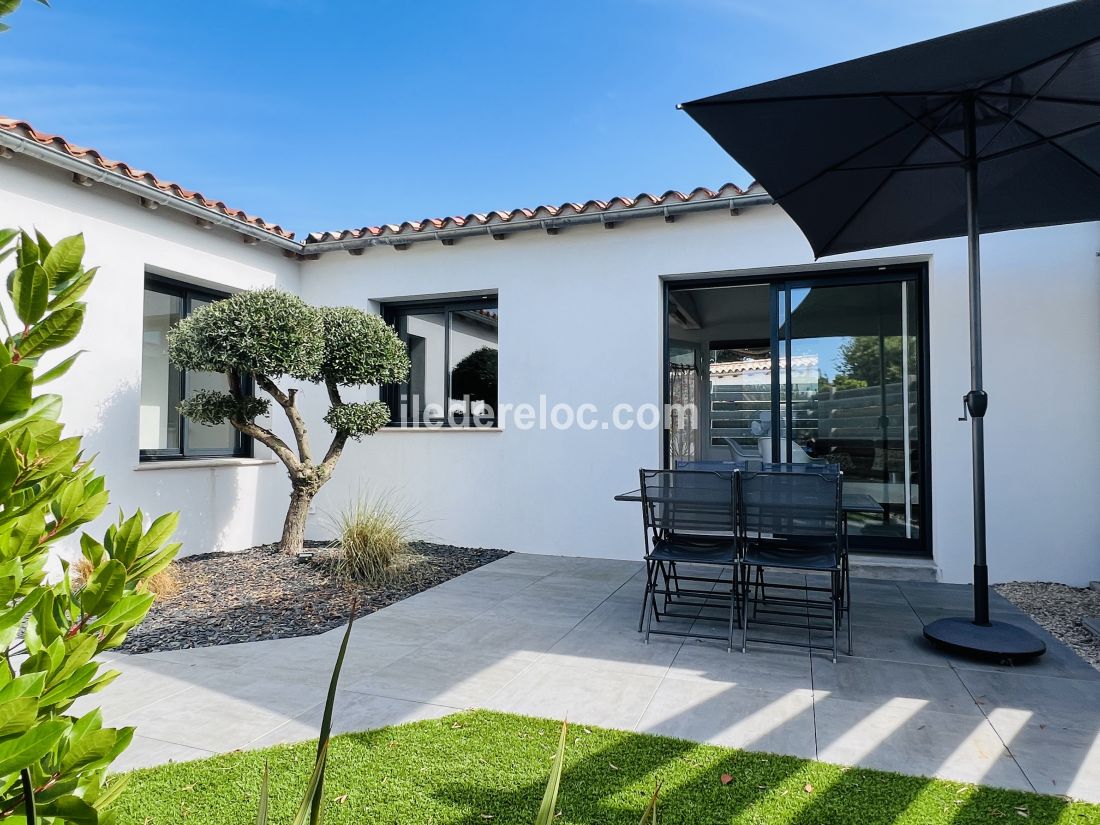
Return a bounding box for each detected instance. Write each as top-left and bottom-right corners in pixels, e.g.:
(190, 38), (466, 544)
(782, 281), (922, 540)
(183, 297), (238, 453)
(449, 306), (498, 424)
(667, 342), (700, 464)
(139, 289), (182, 450)
(402, 312), (448, 424)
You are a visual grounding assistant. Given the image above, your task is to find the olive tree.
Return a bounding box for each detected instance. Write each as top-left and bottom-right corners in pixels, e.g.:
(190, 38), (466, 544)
(167, 289), (410, 554)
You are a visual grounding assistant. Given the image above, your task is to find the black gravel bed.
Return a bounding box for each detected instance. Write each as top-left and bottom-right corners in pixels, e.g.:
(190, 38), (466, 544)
(994, 581), (1100, 671)
(120, 541), (510, 654)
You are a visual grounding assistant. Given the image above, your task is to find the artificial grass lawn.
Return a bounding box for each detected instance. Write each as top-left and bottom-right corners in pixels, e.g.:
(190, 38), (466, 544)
(114, 710), (1100, 825)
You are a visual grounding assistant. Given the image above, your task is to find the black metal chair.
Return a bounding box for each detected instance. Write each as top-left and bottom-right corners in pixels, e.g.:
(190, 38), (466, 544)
(638, 469), (740, 651)
(737, 469), (848, 662)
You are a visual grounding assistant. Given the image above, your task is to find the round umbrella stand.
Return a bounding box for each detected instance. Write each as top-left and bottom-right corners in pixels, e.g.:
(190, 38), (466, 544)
(924, 617), (1046, 661)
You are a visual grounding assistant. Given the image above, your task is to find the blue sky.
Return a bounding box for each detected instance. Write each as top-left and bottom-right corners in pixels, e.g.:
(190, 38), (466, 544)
(0, 0), (1055, 236)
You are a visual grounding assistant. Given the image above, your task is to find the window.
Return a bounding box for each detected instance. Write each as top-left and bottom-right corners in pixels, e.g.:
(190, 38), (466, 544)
(139, 276), (251, 460)
(382, 297), (498, 427)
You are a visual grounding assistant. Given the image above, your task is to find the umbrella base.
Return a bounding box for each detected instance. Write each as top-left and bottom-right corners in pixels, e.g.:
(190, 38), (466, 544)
(923, 617), (1046, 661)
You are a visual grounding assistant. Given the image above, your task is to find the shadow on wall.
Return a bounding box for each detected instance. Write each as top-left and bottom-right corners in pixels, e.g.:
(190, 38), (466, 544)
(73, 381), (289, 557)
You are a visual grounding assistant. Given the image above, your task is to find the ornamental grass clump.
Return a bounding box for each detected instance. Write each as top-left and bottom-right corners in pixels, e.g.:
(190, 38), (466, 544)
(167, 293), (410, 555)
(327, 493), (418, 585)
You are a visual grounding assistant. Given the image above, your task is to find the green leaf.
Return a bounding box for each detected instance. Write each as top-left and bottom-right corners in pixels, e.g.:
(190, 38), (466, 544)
(60, 727), (118, 774)
(12, 263), (49, 325)
(109, 513), (144, 567)
(0, 697), (38, 737)
(0, 590), (43, 649)
(80, 559), (125, 618)
(0, 674), (45, 704)
(291, 741), (329, 825)
(639, 780), (661, 825)
(40, 233), (83, 285)
(0, 718), (67, 775)
(37, 794), (98, 825)
(86, 591), (154, 634)
(0, 228), (18, 249)
(137, 512), (178, 557)
(255, 762), (269, 825)
(14, 230), (36, 270)
(0, 364), (33, 422)
(15, 304), (84, 359)
(34, 350), (84, 385)
(534, 720), (569, 825)
(48, 267), (95, 312)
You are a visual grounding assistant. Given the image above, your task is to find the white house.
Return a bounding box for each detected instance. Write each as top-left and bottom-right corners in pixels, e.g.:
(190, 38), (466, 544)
(1, 116), (1098, 586)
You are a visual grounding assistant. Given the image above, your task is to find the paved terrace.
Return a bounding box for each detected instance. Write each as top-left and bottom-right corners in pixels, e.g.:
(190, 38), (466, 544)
(85, 554), (1100, 802)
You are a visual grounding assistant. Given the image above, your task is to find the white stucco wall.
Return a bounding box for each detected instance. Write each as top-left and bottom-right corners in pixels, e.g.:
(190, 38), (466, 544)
(298, 206), (1100, 586)
(2, 150), (1097, 585)
(0, 154), (298, 559)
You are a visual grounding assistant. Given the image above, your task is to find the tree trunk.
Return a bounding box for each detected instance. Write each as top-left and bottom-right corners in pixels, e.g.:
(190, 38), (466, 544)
(280, 484), (314, 554)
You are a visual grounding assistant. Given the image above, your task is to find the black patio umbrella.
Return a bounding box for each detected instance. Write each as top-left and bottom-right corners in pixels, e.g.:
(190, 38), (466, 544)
(681, 0), (1100, 660)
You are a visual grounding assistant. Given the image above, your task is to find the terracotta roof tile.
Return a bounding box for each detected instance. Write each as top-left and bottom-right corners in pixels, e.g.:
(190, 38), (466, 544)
(0, 117), (295, 240)
(306, 182), (759, 244)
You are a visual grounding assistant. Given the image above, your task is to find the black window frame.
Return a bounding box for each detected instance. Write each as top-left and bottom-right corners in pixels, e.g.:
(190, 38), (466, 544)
(139, 274), (253, 461)
(381, 296), (499, 428)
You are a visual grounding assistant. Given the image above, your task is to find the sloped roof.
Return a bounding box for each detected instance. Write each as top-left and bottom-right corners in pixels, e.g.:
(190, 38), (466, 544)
(0, 114), (767, 252)
(0, 117), (295, 240)
(305, 183), (755, 244)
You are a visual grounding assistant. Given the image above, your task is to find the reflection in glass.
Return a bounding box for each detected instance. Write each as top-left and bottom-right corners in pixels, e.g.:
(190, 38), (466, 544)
(782, 282), (921, 540)
(183, 297), (239, 452)
(449, 307), (498, 424)
(139, 289), (183, 450)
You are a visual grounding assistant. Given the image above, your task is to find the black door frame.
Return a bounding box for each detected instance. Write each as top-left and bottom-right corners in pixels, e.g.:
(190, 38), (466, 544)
(662, 262), (932, 558)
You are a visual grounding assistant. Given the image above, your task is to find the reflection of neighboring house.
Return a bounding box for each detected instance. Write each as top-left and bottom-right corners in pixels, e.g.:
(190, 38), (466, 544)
(710, 355), (819, 387)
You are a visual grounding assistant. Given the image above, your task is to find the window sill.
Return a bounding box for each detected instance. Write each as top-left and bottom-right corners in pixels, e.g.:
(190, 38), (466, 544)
(378, 427), (503, 434)
(134, 458), (278, 471)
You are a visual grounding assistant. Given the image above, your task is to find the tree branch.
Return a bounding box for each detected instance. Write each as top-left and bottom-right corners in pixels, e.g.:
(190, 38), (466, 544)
(253, 373), (312, 464)
(225, 371), (299, 470)
(321, 379), (346, 471)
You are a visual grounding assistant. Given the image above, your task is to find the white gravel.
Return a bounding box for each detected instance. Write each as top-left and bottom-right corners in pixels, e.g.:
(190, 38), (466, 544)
(994, 581), (1100, 671)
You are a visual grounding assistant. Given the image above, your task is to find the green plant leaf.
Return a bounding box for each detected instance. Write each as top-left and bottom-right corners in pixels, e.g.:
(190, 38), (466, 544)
(36, 794), (98, 824)
(40, 233), (83, 285)
(137, 512), (179, 557)
(307, 607), (356, 823)
(0, 719), (67, 775)
(0, 697), (38, 738)
(0, 365), (33, 422)
(15, 230), (36, 269)
(291, 740), (329, 825)
(15, 304), (84, 359)
(255, 762), (269, 825)
(79, 559), (125, 618)
(11, 263), (49, 325)
(639, 780), (661, 825)
(86, 591), (154, 634)
(534, 720), (569, 825)
(48, 267), (95, 312)
(34, 350), (84, 386)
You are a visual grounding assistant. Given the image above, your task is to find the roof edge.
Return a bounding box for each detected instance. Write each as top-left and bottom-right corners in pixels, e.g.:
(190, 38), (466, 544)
(0, 118), (300, 250)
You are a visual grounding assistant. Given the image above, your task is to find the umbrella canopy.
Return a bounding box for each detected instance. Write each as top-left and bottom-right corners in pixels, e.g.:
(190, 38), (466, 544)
(680, 0), (1100, 660)
(681, 0), (1100, 258)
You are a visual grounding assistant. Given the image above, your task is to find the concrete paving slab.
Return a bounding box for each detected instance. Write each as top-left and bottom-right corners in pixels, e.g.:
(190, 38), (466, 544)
(96, 553), (1100, 802)
(636, 677), (816, 759)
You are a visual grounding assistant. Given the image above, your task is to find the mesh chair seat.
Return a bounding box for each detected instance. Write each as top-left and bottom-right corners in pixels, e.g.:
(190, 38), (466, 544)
(741, 541), (838, 571)
(650, 535), (737, 564)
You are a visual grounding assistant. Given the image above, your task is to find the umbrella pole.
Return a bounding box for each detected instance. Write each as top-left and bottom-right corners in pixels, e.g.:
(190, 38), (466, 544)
(963, 96), (991, 628)
(922, 96), (1044, 660)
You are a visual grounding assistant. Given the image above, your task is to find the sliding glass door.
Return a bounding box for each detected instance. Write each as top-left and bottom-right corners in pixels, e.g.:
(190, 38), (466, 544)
(666, 268), (927, 555)
(776, 278), (923, 547)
